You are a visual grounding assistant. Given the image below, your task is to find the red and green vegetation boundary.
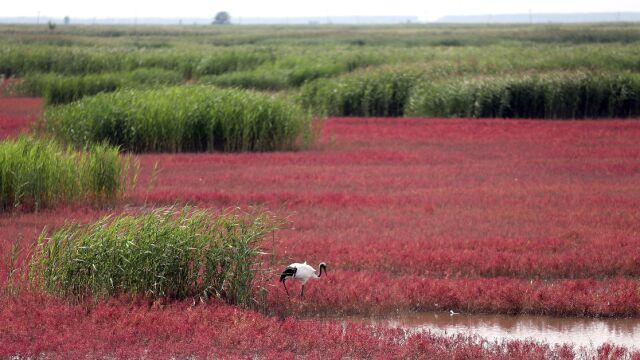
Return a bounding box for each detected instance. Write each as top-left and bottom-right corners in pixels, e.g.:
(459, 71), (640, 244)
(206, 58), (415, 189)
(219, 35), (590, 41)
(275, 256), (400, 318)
(2, 97), (640, 356)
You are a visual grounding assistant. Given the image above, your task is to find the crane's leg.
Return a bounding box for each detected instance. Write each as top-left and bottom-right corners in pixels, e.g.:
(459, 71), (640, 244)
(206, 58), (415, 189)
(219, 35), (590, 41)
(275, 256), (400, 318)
(300, 285), (304, 298)
(282, 279), (290, 298)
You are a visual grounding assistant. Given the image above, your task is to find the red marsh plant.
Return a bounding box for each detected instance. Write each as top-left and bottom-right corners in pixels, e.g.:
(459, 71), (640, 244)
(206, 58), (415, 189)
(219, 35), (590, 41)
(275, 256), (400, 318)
(0, 294), (637, 359)
(0, 97), (42, 139)
(2, 116), (640, 357)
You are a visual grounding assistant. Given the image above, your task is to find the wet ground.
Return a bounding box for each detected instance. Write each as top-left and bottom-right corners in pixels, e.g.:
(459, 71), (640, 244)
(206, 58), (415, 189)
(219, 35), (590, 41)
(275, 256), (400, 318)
(350, 311), (640, 350)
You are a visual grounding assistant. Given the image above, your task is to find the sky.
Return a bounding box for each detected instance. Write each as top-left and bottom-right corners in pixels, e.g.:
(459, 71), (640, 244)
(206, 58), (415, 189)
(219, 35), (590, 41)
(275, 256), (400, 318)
(3, 0), (640, 21)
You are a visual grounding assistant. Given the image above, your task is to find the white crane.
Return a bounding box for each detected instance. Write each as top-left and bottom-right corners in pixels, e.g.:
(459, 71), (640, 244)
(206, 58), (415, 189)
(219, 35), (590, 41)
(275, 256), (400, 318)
(279, 262), (327, 298)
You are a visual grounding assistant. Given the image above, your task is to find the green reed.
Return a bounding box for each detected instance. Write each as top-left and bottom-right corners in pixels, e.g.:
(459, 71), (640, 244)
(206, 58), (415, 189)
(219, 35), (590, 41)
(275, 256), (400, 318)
(45, 85), (310, 152)
(19, 68), (184, 104)
(0, 137), (136, 211)
(29, 206), (278, 306)
(406, 72), (640, 119)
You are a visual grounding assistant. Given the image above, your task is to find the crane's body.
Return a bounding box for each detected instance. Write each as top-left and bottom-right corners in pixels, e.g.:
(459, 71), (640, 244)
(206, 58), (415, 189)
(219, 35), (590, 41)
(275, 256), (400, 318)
(280, 261), (327, 298)
(288, 262), (319, 284)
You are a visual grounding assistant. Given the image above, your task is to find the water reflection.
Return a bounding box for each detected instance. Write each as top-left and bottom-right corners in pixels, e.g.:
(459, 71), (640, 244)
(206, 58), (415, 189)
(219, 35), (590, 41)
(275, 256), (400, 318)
(353, 312), (640, 349)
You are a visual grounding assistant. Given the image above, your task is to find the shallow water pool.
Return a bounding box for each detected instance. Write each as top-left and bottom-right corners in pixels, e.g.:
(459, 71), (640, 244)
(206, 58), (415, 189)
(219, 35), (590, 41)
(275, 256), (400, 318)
(350, 311), (640, 350)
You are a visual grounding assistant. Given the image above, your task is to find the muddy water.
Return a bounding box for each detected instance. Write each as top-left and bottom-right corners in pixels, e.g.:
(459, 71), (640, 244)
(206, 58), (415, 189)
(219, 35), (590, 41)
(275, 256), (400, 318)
(351, 312), (640, 349)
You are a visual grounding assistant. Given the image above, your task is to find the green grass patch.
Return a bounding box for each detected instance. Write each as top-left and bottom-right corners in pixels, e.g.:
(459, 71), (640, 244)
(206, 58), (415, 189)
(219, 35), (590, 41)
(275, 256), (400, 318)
(19, 68), (184, 105)
(299, 68), (423, 117)
(200, 70), (289, 91)
(406, 72), (640, 119)
(0, 137), (136, 211)
(194, 48), (275, 76)
(199, 51), (383, 91)
(28, 206), (278, 306)
(44, 85), (311, 152)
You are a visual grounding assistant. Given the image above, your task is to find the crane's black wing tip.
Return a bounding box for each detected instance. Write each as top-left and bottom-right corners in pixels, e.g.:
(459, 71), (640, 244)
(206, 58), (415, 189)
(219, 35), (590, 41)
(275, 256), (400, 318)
(279, 266), (297, 282)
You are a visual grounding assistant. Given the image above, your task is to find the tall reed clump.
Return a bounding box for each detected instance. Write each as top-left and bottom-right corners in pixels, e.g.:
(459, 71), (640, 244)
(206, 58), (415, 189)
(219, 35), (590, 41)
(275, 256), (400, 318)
(298, 68), (423, 117)
(199, 51), (382, 91)
(19, 68), (184, 105)
(0, 45), (130, 77)
(0, 44), (203, 77)
(45, 85), (310, 152)
(0, 137), (136, 211)
(198, 59), (354, 91)
(28, 206), (278, 306)
(406, 72), (640, 119)
(194, 48), (275, 76)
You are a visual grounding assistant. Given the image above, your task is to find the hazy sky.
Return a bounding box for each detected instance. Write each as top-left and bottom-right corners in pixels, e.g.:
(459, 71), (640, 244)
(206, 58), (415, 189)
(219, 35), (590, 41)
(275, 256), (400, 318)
(4, 0), (640, 21)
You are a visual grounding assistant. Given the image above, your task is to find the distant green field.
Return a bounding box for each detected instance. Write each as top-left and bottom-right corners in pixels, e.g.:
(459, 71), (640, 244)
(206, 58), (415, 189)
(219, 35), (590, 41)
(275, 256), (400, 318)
(2, 23), (639, 127)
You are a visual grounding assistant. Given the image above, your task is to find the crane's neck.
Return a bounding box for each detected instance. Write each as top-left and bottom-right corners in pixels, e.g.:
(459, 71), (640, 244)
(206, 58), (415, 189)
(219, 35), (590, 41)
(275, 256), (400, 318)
(318, 263), (327, 277)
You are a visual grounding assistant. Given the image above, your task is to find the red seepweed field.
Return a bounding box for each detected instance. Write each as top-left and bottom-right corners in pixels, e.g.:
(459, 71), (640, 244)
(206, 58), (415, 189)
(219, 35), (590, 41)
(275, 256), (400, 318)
(2, 99), (640, 358)
(0, 97), (41, 139)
